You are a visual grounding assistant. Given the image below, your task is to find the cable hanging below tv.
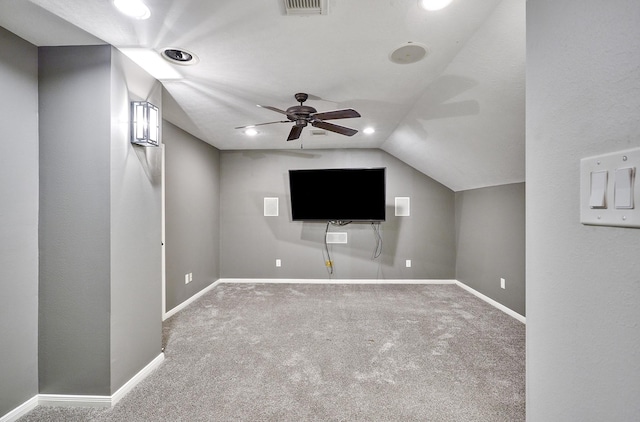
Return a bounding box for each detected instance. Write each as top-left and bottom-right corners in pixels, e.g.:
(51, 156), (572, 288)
(288, 167), (386, 222)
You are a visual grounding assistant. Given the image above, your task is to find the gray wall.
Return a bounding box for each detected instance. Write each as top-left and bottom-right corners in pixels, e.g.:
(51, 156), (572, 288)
(527, 1), (640, 420)
(455, 183), (525, 316)
(38, 45), (163, 396)
(39, 45), (112, 395)
(164, 120), (220, 312)
(109, 49), (163, 393)
(0, 23), (525, 417)
(0, 27), (39, 416)
(220, 149), (456, 280)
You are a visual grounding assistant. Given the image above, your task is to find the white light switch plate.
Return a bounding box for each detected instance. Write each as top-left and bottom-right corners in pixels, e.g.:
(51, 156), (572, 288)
(580, 147), (640, 228)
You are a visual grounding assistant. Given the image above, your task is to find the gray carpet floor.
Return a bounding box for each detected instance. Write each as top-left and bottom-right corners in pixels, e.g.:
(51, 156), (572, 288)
(19, 283), (525, 421)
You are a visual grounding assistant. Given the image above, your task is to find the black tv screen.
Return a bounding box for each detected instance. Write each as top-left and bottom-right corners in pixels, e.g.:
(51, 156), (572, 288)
(288, 167), (386, 222)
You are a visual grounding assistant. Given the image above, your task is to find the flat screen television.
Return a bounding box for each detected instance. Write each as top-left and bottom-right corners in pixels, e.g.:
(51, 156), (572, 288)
(288, 167), (386, 222)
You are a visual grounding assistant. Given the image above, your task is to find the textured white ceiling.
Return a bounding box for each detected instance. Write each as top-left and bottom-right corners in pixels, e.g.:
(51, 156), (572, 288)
(0, 0), (524, 191)
(382, 0), (525, 191)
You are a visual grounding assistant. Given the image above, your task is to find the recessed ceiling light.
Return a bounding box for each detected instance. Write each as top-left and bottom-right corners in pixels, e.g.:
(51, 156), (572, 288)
(161, 48), (199, 66)
(113, 0), (151, 19)
(118, 48), (182, 80)
(363, 127), (375, 135)
(419, 0), (453, 11)
(244, 128), (259, 136)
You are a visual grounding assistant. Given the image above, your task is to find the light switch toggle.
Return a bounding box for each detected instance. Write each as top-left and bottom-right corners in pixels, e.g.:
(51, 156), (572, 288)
(614, 167), (635, 209)
(589, 170), (608, 209)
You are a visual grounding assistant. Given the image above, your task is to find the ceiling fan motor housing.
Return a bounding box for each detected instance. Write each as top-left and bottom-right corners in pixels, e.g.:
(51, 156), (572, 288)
(286, 105), (317, 124)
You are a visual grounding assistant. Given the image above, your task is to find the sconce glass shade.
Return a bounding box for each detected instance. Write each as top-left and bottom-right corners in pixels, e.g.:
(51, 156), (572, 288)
(131, 101), (160, 146)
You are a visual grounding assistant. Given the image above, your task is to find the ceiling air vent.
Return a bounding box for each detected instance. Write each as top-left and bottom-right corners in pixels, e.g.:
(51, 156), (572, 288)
(284, 0), (328, 15)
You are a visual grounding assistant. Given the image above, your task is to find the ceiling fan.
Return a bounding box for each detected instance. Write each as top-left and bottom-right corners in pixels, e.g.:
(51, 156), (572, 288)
(235, 93), (361, 141)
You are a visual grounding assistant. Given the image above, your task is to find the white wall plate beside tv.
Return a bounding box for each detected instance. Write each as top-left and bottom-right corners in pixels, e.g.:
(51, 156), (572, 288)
(395, 197), (410, 216)
(326, 232), (348, 244)
(264, 197), (279, 217)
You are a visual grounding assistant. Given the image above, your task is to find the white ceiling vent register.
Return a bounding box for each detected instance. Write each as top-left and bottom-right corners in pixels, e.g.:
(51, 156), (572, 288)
(284, 0), (328, 15)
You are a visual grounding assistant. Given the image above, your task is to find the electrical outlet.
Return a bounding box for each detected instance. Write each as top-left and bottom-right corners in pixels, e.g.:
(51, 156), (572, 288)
(500, 277), (506, 289)
(406, 259), (412, 268)
(276, 259), (281, 267)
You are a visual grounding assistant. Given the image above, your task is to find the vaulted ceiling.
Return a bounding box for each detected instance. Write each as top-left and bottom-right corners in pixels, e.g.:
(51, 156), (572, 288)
(0, 0), (524, 191)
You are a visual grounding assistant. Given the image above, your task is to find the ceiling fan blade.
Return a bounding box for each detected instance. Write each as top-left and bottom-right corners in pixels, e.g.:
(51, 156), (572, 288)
(311, 108), (361, 120)
(257, 104), (290, 116)
(235, 120), (289, 129)
(287, 125), (303, 141)
(311, 120), (358, 136)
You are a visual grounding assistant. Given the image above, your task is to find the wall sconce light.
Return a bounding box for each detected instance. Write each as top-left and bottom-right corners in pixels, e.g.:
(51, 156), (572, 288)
(131, 101), (160, 146)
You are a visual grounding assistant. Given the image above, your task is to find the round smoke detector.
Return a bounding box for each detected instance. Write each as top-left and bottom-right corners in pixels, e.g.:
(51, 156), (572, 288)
(389, 42), (429, 64)
(161, 48), (199, 65)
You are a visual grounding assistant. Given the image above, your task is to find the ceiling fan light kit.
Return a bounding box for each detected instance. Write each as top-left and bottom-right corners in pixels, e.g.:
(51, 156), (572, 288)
(236, 93), (361, 142)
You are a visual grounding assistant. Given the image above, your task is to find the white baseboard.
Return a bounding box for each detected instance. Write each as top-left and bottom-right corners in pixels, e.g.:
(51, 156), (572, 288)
(164, 279), (452, 321)
(0, 395), (38, 422)
(2, 278), (523, 421)
(454, 281), (526, 324)
(163, 280), (220, 321)
(220, 278), (524, 323)
(219, 278), (457, 285)
(38, 352), (164, 408)
(2, 353), (165, 420)
(37, 394), (111, 408)
(111, 352), (164, 406)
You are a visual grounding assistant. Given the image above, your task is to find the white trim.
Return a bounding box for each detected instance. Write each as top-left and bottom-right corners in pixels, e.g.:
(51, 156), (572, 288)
(111, 352), (164, 406)
(38, 353), (164, 408)
(2, 279), (523, 420)
(163, 280), (220, 321)
(0, 395), (38, 422)
(219, 278), (524, 323)
(2, 353), (165, 419)
(454, 281), (526, 324)
(161, 144), (166, 318)
(37, 394), (111, 408)
(218, 278), (457, 285)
